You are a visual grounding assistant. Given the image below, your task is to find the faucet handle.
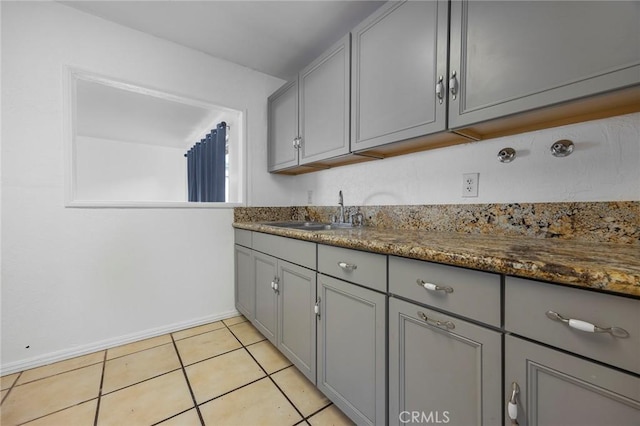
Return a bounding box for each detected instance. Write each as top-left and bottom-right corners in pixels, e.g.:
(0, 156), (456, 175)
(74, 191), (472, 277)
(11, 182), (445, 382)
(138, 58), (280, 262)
(350, 212), (364, 227)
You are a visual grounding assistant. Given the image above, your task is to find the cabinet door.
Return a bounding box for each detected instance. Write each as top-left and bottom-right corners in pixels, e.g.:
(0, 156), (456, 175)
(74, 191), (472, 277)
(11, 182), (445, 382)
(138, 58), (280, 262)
(268, 80), (299, 171)
(389, 298), (502, 426)
(351, 0), (448, 151)
(234, 244), (254, 320)
(317, 274), (386, 426)
(449, 1), (640, 129)
(505, 335), (640, 426)
(277, 260), (317, 383)
(299, 34), (351, 164)
(253, 252), (278, 345)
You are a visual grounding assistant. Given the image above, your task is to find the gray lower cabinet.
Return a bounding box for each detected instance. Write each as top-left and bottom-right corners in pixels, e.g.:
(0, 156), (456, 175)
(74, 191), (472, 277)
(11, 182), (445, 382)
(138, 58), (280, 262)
(505, 335), (640, 425)
(317, 273), (386, 426)
(389, 297), (502, 426)
(253, 251), (279, 344)
(234, 244), (254, 320)
(253, 250), (317, 383)
(238, 230), (640, 426)
(351, 0), (448, 151)
(448, 0), (640, 129)
(277, 260), (317, 383)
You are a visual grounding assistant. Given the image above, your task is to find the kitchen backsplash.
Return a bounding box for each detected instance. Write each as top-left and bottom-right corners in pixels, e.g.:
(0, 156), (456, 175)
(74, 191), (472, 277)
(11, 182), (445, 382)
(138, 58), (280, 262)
(234, 201), (639, 245)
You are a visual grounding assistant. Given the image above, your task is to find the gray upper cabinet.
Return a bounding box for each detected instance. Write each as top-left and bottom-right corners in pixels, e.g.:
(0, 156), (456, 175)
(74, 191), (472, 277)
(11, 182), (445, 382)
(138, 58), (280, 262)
(299, 34), (351, 164)
(268, 80), (299, 172)
(505, 335), (640, 425)
(317, 273), (386, 426)
(351, 0), (449, 152)
(268, 34), (351, 172)
(389, 298), (502, 425)
(448, 0), (640, 130)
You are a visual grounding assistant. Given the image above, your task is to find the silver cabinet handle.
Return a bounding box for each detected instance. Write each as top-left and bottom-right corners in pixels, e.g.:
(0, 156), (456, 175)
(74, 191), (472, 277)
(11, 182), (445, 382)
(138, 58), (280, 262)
(435, 75), (444, 104)
(314, 298), (321, 318)
(292, 138), (297, 149)
(508, 382), (519, 425)
(545, 311), (629, 338)
(418, 311), (455, 330)
(337, 261), (357, 271)
(449, 71), (458, 100)
(416, 279), (453, 293)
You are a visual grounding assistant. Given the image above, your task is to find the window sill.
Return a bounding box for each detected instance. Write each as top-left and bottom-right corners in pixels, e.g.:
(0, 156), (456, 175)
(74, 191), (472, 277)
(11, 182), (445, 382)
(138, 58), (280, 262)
(65, 200), (243, 209)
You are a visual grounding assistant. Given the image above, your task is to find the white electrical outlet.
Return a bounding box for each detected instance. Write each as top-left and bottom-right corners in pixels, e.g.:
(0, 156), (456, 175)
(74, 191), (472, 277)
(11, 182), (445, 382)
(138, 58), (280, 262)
(307, 190), (313, 204)
(462, 173), (479, 197)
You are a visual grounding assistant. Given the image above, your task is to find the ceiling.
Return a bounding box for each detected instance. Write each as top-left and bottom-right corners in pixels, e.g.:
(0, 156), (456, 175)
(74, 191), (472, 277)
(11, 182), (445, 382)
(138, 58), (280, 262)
(76, 78), (236, 149)
(60, 0), (385, 80)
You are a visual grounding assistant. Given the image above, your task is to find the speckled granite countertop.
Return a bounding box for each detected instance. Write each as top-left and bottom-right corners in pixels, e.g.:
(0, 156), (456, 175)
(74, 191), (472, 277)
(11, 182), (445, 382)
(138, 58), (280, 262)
(233, 222), (640, 298)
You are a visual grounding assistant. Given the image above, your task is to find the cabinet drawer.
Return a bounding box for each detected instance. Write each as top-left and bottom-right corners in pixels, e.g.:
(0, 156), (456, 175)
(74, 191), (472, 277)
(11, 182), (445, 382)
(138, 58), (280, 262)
(389, 256), (501, 327)
(505, 276), (640, 375)
(234, 229), (252, 248)
(252, 232), (316, 269)
(318, 244), (386, 293)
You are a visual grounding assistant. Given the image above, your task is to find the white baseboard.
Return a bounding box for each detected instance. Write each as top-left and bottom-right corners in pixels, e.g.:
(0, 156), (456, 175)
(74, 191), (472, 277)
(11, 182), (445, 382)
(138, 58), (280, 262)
(0, 309), (241, 376)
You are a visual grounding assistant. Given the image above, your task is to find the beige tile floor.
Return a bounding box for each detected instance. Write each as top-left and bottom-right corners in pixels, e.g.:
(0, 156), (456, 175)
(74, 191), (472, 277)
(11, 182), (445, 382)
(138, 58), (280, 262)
(0, 315), (354, 426)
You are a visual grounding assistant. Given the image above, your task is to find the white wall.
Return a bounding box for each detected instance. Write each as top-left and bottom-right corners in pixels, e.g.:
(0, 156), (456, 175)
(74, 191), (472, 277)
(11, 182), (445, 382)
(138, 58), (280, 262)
(282, 112), (640, 207)
(76, 136), (187, 202)
(1, 1), (285, 372)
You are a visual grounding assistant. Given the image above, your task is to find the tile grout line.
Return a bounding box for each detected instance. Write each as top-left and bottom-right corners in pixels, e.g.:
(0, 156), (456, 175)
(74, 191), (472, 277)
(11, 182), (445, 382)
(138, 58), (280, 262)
(0, 371), (22, 405)
(149, 408), (196, 426)
(14, 398), (99, 426)
(224, 320), (339, 424)
(303, 401), (333, 422)
(170, 333), (206, 426)
(265, 372), (308, 424)
(106, 340), (173, 362)
(172, 324), (228, 343)
(196, 376), (269, 407)
(224, 321), (308, 423)
(93, 351), (108, 426)
(0, 321), (235, 387)
(8, 360), (105, 388)
(99, 367), (183, 397)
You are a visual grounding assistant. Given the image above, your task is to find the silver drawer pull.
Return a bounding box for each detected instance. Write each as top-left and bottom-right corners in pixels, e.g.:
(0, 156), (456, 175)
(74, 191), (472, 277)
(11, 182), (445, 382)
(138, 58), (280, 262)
(508, 382), (519, 425)
(338, 261), (357, 271)
(418, 311), (455, 330)
(435, 75), (444, 104)
(545, 311), (630, 338)
(416, 279), (453, 293)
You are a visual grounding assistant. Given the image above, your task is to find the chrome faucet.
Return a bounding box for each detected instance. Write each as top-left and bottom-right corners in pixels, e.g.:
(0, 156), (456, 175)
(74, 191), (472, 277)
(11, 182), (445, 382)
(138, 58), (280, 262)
(338, 190), (345, 223)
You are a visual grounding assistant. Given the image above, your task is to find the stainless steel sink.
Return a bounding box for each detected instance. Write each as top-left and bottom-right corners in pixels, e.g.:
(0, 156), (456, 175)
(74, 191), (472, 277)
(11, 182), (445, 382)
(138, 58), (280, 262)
(263, 221), (355, 231)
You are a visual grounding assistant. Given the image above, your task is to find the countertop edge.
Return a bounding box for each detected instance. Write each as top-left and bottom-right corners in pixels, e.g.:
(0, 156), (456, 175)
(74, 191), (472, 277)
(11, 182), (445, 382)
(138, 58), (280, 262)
(233, 223), (640, 298)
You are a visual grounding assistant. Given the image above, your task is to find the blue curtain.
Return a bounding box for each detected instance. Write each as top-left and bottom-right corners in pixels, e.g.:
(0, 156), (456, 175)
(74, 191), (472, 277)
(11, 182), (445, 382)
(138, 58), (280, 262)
(185, 122), (226, 202)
